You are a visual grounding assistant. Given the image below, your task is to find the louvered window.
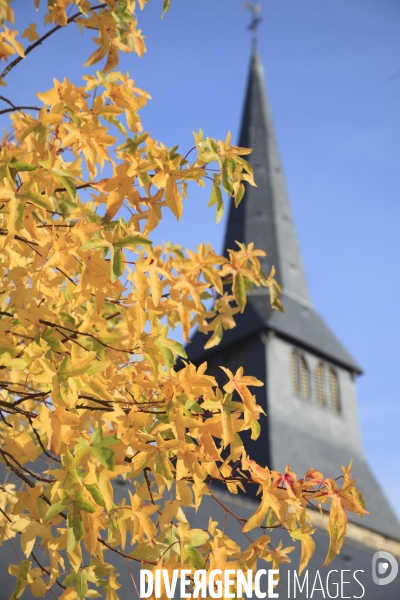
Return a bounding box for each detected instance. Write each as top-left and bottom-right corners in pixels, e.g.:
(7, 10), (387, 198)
(328, 368), (340, 412)
(299, 356), (310, 400)
(314, 363), (325, 406)
(290, 350), (299, 393)
(290, 350), (310, 399)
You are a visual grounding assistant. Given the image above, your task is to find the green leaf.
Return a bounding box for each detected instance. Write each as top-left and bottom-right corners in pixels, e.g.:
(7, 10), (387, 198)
(185, 529), (209, 547)
(21, 121), (41, 142)
(90, 427), (103, 445)
(7, 196), (24, 232)
(207, 137), (219, 154)
(112, 247), (124, 280)
(20, 189), (54, 211)
(233, 273), (246, 313)
(251, 419), (261, 440)
(234, 182), (245, 208)
(161, 0), (171, 17)
(91, 445), (115, 471)
(154, 452), (173, 486)
(184, 544), (205, 569)
(353, 487), (366, 511)
(66, 491), (96, 551)
(0, 163), (11, 180)
(9, 160), (37, 174)
(138, 170), (151, 185)
(80, 239), (111, 251)
(43, 499), (71, 521)
(130, 544), (159, 562)
(84, 483), (106, 508)
(42, 329), (68, 353)
(99, 433), (120, 448)
(184, 398), (204, 414)
(221, 158), (233, 195)
(208, 182), (224, 223)
(12, 560), (30, 600)
(155, 335), (187, 369)
(155, 336), (187, 359)
(73, 440), (90, 466)
(114, 234), (152, 248)
(156, 343), (174, 369)
(83, 429), (119, 471)
(52, 172), (76, 200)
(74, 491), (97, 514)
(15, 202), (24, 231)
(37, 155), (53, 170)
(1, 357), (29, 369)
(123, 132), (149, 154)
(63, 570), (89, 600)
(62, 353), (96, 377)
(75, 571), (89, 600)
(266, 509), (276, 529)
(86, 360), (111, 376)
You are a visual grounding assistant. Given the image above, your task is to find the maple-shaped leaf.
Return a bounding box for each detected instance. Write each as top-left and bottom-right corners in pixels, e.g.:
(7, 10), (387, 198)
(74, 428), (119, 471)
(63, 568), (98, 600)
(155, 327), (187, 368)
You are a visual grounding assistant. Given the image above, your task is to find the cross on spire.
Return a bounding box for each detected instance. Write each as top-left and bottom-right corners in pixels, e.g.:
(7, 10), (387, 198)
(244, 1), (263, 48)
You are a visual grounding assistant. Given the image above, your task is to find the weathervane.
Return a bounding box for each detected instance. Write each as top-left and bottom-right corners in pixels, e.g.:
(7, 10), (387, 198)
(244, 1), (262, 48)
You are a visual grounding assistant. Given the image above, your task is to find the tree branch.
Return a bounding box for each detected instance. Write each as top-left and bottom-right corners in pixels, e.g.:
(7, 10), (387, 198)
(28, 418), (62, 464)
(0, 105), (41, 116)
(0, 4), (108, 80)
(31, 551), (66, 591)
(98, 538), (157, 566)
(0, 229), (40, 246)
(39, 319), (139, 354)
(0, 448), (55, 483)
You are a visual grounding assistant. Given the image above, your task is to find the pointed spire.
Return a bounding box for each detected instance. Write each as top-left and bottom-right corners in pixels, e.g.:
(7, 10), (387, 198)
(224, 50), (311, 306)
(188, 47), (361, 374)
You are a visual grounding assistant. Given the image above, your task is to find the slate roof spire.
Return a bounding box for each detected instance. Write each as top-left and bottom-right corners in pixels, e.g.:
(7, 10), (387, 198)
(225, 50), (311, 306)
(189, 49), (361, 373)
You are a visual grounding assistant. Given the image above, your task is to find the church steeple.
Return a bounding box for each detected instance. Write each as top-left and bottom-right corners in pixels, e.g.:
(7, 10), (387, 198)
(189, 49), (361, 374)
(225, 50), (311, 306)
(186, 45), (400, 542)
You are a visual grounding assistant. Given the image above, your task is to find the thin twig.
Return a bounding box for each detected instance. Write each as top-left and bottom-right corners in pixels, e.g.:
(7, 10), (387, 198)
(39, 318), (139, 354)
(0, 411), (12, 427)
(143, 467), (155, 505)
(0, 448), (55, 483)
(27, 416), (61, 464)
(0, 95), (40, 116)
(31, 551), (66, 591)
(0, 4), (107, 80)
(0, 230), (39, 246)
(98, 538), (157, 565)
(0, 105), (41, 115)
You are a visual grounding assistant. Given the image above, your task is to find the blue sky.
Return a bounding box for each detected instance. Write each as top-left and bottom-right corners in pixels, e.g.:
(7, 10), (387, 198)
(3, 0), (400, 518)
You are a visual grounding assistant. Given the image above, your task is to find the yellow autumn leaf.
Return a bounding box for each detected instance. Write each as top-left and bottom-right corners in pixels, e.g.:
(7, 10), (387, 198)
(21, 23), (39, 42)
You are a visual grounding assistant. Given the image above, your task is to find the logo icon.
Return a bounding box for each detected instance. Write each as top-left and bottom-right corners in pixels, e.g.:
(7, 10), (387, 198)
(372, 551), (398, 586)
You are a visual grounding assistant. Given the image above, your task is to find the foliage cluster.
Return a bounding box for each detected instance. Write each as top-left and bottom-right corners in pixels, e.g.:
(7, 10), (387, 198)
(0, 2), (367, 599)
